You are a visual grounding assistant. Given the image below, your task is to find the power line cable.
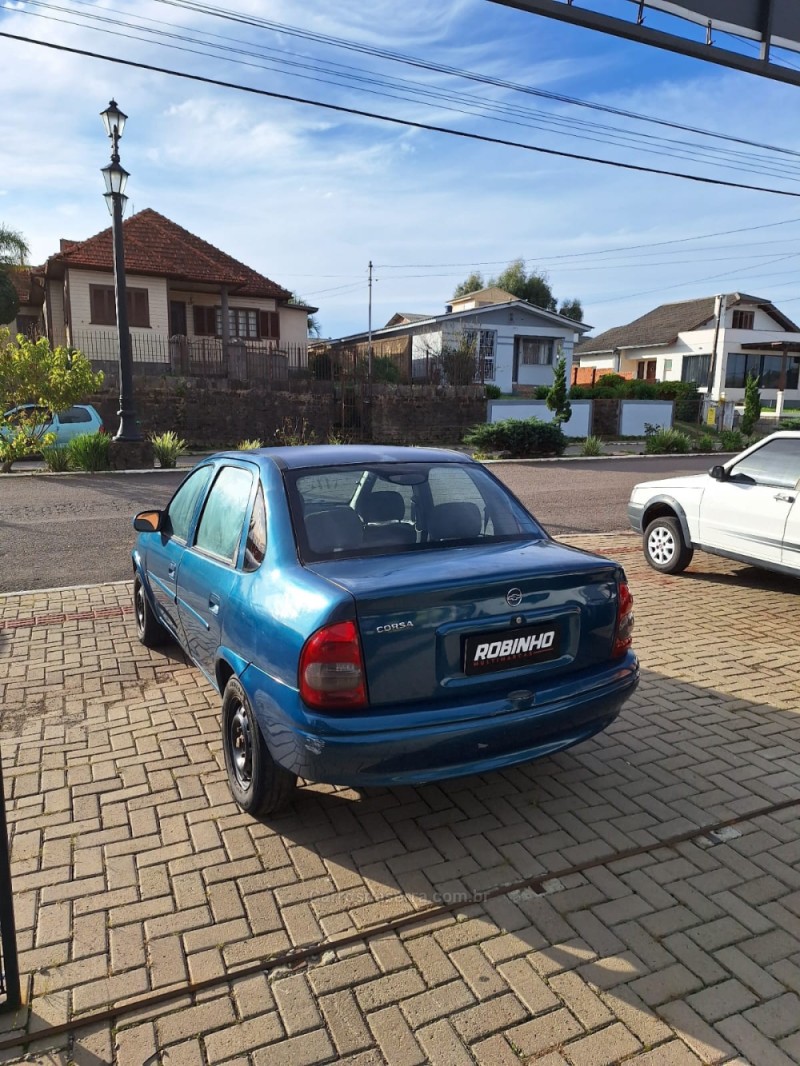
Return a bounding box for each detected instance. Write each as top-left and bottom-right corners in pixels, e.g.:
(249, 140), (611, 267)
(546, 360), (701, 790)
(2, 31), (800, 199)
(150, 0), (800, 161)
(17, 2), (800, 182)
(374, 215), (800, 269)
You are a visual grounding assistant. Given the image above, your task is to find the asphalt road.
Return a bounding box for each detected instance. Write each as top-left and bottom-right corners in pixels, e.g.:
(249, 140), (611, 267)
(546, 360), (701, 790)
(0, 455), (715, 593)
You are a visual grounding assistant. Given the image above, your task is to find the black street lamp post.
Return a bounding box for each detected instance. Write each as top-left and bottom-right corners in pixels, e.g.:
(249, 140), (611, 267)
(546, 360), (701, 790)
(100, 100), (141, 442)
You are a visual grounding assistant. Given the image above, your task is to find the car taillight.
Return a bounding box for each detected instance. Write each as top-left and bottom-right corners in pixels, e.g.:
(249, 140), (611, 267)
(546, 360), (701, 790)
(299, 620), (367, 710)
(98, 425), (106, 434)
(612, 581), (634, 658)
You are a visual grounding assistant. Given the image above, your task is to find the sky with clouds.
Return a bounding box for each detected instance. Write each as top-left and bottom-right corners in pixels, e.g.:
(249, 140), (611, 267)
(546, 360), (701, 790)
(2, 0), (800, 340)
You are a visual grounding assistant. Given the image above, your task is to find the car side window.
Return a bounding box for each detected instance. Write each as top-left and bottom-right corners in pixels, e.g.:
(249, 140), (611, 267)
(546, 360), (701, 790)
(165, 466), (214, 542)
(58, 407), (91, 424)
(243, 483), (267, 572)
(195, 466), (254, 564)
(730, 439), (800, 489)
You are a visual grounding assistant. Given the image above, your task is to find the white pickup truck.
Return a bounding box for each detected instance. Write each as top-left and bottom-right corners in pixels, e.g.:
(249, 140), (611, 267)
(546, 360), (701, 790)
(628, 431), (800, 576)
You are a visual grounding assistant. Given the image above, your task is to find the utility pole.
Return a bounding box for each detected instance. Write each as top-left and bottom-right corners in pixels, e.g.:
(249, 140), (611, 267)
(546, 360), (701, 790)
(367, 260), (374, 391)
(706, 293), (726, 402)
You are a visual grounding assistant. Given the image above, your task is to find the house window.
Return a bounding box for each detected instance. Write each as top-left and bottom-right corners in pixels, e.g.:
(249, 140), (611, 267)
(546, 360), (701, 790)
(216, 308), (259, 339)
(192, 306), (278, 340)
(681, 353), (711, 385)
(726, 353), (799, 390)
(15, 314), (40, 338)
(732, 309), (755, 330)
(464, 329), (496, 381)
(517, 337), (555, 366)
(89, 285), (150, 327)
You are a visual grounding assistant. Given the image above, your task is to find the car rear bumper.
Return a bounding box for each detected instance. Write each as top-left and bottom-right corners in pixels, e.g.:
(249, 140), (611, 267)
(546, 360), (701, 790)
(245, 652), (639, 786)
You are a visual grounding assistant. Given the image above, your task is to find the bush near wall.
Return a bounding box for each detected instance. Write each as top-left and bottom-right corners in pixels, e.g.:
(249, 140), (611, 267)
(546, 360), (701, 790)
(464, 417), (566, 458)
(570, 377), (700, 421)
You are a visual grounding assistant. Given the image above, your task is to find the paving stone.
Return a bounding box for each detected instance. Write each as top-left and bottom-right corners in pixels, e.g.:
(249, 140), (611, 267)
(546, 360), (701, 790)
(365, 1005), (426, 1066)
(562, 1020), (641, 1066)
(742, 992), (800, 1040)
(716, 1014), (799, 1066)
(505, 1008), (583, 1057)
(658, 1000), (736, 1064)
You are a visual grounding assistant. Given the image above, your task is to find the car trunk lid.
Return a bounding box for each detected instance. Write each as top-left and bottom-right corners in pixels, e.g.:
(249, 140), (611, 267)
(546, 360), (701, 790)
(305, 539), (624, 707)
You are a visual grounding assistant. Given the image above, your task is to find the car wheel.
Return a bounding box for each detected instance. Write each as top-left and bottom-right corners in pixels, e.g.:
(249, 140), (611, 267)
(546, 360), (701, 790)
(643, 516), (694, 574)
(134, 573), (170, 647)
(222, 677), (297, 817)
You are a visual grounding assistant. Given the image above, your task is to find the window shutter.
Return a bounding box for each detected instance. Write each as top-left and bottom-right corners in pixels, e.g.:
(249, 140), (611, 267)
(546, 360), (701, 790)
(258, 311), (281, 339)
(194, 306), (216, 336)
(90, 286), (116, 325)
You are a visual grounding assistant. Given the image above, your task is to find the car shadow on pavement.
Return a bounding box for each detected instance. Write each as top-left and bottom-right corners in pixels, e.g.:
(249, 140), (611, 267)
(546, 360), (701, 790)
(4, 539), (800, 1064)
(681, 563), (799, 592)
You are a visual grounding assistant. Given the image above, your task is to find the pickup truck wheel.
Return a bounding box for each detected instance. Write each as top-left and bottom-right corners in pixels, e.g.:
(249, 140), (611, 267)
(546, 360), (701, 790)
(222, 677), (297, 818)
(644, 516), (694, 574)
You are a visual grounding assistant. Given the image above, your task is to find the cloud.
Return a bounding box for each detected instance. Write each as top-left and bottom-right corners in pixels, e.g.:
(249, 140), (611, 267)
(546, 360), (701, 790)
(2, 0), (800, 338)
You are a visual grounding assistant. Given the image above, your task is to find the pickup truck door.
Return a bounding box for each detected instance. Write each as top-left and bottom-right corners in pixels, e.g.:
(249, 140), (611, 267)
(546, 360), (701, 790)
(699, 437), (800, 566)
(781, 494), (800, 572)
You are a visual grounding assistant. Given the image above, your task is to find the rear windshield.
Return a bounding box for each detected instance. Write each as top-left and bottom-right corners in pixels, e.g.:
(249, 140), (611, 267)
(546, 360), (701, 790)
(286, 462), (545, 562)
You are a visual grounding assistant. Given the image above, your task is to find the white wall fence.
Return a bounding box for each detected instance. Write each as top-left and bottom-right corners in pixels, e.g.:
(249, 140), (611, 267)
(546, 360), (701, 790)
(618, 401), (674, 436)
(487, 400), (592, 437)
(487, 399), (674, 437)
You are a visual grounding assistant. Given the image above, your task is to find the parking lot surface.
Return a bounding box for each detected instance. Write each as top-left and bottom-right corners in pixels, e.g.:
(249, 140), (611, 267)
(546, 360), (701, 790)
(1, 534), (799, 1064)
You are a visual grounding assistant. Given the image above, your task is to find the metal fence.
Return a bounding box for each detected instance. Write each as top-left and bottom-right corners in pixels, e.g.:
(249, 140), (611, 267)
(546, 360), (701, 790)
(69, 331), (312, 384)
(0, 755), (20, 1012)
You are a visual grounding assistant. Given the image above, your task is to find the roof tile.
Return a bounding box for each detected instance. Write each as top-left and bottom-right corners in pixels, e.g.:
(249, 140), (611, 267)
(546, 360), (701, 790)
(49, 208), (291, 299)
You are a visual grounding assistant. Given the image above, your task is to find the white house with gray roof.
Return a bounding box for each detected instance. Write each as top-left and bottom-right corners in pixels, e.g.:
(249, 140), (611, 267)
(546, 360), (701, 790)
(326, 288), (590, 392)
(576, 293), (800, 409)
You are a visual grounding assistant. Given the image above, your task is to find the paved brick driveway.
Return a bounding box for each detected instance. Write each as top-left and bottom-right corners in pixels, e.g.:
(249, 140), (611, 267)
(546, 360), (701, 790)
(1, 534), (799, 1065)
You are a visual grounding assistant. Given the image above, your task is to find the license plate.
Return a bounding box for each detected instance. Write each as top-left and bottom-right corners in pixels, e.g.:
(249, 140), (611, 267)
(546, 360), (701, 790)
(463, 622), (561, 676)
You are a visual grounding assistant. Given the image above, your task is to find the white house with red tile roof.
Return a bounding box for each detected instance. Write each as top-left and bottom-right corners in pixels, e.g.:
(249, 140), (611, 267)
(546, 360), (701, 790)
(40, 209), (314, 371)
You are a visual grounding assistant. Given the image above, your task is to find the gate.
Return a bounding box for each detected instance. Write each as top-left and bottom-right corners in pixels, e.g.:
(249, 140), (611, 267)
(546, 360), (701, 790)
(0, 754), (20, 1011)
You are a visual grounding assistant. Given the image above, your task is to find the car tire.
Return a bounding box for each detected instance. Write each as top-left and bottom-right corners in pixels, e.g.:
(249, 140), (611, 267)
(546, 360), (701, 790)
(134, 573), (170, 647)
(643, 516), (694, 574)
(222, 676), (297, 817)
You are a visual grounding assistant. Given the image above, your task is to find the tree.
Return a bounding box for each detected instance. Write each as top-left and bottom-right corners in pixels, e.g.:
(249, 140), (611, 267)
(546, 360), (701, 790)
(0, 272), (18, 326)
(0, 328), (104, 471)
(546, 352), (571, 426)
(741, 371), (762, 435)
(452, 258), (584, 316)
(0, 225), (29, 268)
(558, 298), (583, 322)
(290, 292), (321, 339)
(492, 259), (557, 311)
(439, 327), (477, 385)
(452, 271), (485, 299)
(0, 224), (30, 326)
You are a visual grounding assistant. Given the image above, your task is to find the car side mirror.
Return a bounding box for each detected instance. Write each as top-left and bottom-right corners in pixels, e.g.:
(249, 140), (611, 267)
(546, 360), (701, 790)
(133, 510), (163, 532)
(709, 465), (727, 481)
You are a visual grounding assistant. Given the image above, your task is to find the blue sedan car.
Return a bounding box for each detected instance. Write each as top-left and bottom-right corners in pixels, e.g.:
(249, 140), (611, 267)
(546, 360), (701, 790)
(132, 446), (638, 817)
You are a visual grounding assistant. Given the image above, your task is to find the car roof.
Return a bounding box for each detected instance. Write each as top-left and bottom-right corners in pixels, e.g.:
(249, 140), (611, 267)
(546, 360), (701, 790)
(208, 444), (474, 471)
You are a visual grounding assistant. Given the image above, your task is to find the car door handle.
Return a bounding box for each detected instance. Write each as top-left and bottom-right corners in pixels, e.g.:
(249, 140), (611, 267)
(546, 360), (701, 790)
(209, 593), (221, 614)
(168, 564), (177, 577)
(774, 493), (796, 504)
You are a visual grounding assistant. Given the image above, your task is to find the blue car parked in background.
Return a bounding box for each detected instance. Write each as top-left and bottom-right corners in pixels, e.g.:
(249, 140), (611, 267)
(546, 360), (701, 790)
(132, 446), (638, 817)
(1, 403), (104, 445)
